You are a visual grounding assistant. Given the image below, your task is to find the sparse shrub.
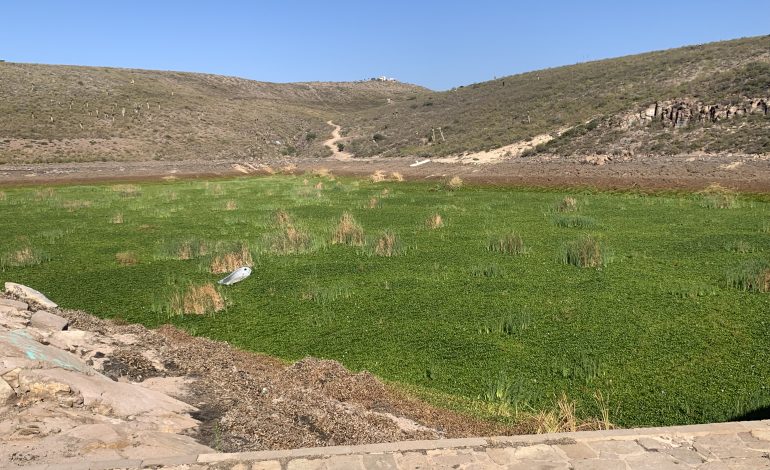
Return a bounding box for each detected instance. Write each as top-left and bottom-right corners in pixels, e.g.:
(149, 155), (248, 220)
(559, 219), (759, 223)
(487, 233), (527, 255)
(552, 215), (596, 228)
(373, 231), (399, 257)
(336, 142), (345, 152)
(564, 236), (606, 268)
(555, 196), (578, 212)
(169, 283), (226, 316)
(209, 243), (253, 273)
(332, 212), (365, 246)
(305, 132), (317, 141)
(372, 133), (385, 142)
(111, 212), (124, 224)
(426, 213), (444, 229)
(115, 251), (138, 266)
(726, 259), (770, 292)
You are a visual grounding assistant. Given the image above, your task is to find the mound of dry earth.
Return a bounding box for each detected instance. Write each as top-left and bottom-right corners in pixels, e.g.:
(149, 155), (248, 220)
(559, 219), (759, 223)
(0, 283), (518, 468)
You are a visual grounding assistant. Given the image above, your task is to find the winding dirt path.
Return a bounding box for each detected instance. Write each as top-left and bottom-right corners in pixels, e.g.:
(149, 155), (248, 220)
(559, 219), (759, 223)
(324, 121), (354, 160)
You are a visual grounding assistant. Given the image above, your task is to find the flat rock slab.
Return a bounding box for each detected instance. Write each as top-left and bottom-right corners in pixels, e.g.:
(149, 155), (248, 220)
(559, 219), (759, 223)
(0, 298), (29, 310)
(0, 329), (92, 374)
(4, 282), (58, 309)
(30, 310), (69, 332)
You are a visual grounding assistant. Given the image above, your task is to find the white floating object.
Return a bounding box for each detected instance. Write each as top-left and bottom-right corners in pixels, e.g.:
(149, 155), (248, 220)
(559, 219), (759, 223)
(218, 267), (252, 286)
(410, 159), (431, 167)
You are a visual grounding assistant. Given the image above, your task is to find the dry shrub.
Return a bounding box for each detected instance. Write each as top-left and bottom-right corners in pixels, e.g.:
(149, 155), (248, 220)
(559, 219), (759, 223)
(111, 212), (124, 224)
(699, 183), (738, 209)
(390, 172), (404, 182)
(488, 233), (527, 255)
(373, 231), (398, 257)
(280, 163), (297, 174)
(367, 197), (380, 209)
(115, 251), (138, 266)
(4, 247), (39, 267)
(426, 213), (444, 229)
(170, 283), (225, 316)
(314, 182), (324, 190)
(303, 178), (309, 186)
(267, 224), (311, 254)
(35, 187), (55, 200)
(262, 165), (276, 175)
(381, 188), (390, 197)
(111, 184), (141, 197)
(225, 200), (237, 211)
(209, 184), (224, 196)
(313, 168), (333, 178)
(370, 170), (387, 182)
(210, 243), (253, 274)
(332, 212), (365, 246)
(0, 191), (6, 201)
(556, 196), (578, 212)
(446, 176), (463, 190)
(177, 240), (208, 260)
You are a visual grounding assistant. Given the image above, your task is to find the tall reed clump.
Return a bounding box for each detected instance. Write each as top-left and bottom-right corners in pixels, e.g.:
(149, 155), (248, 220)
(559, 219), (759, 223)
(372, 231), (400, 257)
(210, 242), (253, 273)
(332, 212), (365, 246)
(564, 236), (606, 268)
(487, 232), (527, 255)
(169, 283), (226, 316)
(265, 209), (312, 254)
(726, 260), (770, 292)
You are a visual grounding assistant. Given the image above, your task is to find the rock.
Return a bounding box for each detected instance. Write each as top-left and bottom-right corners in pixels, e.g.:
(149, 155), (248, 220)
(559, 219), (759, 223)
(0, 329), (93, 374)
(0, 298), (29, 310)
(0, 377), (14, 404)
(30, 310), (69, 332)
(4, 282), (58, 309)
(1, 367), (22, 388)
(47, 330), (95, 352)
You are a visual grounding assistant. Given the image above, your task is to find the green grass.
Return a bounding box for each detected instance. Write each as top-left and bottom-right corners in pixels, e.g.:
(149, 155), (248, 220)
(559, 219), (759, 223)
(2, 175), (770, 428)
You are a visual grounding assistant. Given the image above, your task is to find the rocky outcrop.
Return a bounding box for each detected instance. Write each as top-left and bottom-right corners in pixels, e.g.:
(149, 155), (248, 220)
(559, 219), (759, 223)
(0, 283), (213, 468)
(618, 97), (769, 128)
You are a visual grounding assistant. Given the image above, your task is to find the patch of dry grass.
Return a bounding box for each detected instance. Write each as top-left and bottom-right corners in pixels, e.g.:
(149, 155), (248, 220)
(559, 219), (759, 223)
(0, 191), (6, 201)
(446, 176), (463, 190)
(111, 212), (124, 224)
(390, 172), (404, 182)
(266, 210), (312, 254)
(370, 170), (387, 182)
(488, 233), (527, 255)
(366, 197), (380, 209)
(210, 243), (253, 273)
(332, 212), (365, 246)
(314, 182), (324, 190)
(564, 236), (605, 268)
(373, 231), (399, 257)
(169, 283), (225, 316)
(1, 246), (46, 268)
(426, 213), (444, 229)
(34, 187), (55, 200)
(280, 163), (297, 174)
(111, 184), (141, 198)
(699, 183), (739, 209)
(115, 251), (138, 266)
(225, 200), (237, 211)
(62, 200), (92, 212)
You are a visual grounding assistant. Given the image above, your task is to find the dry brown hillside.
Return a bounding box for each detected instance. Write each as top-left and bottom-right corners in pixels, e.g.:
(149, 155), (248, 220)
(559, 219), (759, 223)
(0, 63), (425, 163)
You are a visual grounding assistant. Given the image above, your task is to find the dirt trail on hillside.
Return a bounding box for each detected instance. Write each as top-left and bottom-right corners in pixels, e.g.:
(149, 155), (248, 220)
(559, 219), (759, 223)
(324, 121), (354, 161)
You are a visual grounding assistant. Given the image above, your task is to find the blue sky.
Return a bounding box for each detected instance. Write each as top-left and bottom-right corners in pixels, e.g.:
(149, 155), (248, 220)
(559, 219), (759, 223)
(1, 1), (768, 90)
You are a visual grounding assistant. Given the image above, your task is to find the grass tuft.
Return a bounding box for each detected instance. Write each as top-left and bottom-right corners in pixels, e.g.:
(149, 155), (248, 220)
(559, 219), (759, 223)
(169, 283), (226, 316)
(225, 200), (237, 211)
(111, 184), (141, 198)
(445, 176), (463, 190)
(552, 215), (596, 228)
(1, 246), (47, 269)
(0, 191), (7, 201)
(426, 213), (444, 229)
(698, 184), (739, 209)
(726, 259), (770, 292)
(372, 231), (400, 257)
(209, 243), (253, 273)
(302, 285), (351, 305)
(265, 211), (312, 254)
(111, 212), (124, 224)
(564, 236), (606, 268)
(555, 196), (578, 212)
(370, 170), (387, 182)
(115, 251), (138, 266)
(487, 232), (528, 255)
(332, 212), (365, 246)
(472, 263), (502, 277)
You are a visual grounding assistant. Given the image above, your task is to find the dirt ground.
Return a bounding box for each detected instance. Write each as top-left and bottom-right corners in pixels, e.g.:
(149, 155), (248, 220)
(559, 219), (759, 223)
(1, 152), (769, 192)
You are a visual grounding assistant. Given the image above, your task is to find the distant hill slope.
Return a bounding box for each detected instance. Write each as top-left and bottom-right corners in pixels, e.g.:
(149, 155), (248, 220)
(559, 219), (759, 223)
(339, 36), (770, 158)
(0, 64), (425, 163)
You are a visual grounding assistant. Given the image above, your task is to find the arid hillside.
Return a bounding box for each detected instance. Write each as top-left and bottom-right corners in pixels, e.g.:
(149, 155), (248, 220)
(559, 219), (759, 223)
(339, 35), (770, 159)
(0, 63), (425, 163)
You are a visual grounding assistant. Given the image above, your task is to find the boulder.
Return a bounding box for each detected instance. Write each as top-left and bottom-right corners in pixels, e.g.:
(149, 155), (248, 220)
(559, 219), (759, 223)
(0, 330), (92, 374)
(0, 377), (14, 404)
(4, 282), (58, 309)
(30, 311), (69, 332)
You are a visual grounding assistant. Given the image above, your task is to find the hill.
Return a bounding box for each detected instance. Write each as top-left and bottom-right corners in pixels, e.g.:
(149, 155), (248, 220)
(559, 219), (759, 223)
(339, 36), (770, 159)
(0, 64), (425, 163)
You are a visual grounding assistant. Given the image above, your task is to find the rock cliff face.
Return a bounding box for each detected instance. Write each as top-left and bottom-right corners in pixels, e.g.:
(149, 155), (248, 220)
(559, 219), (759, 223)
(618, 97), (769, 128)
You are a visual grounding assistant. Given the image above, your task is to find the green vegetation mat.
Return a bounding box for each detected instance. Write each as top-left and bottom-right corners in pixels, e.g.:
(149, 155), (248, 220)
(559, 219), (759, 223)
(1, 175), (769, 427)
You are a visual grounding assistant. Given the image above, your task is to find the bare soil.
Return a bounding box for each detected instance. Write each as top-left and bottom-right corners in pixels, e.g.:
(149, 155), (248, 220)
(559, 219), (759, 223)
(1, 153), (769, 192)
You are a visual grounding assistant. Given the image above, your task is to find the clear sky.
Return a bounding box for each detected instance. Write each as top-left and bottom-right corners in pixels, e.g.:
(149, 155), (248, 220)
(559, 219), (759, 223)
(2, 1), (768, 90)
